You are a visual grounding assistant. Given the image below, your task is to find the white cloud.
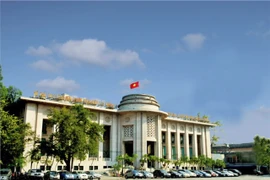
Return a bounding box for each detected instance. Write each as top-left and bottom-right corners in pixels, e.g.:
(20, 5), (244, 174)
(57, 39), (145, 68)
(36, 77), (80, 93)
(25, 46), (52, 56)
(30, 60), (62, 72)
(246, 19), (270, 38)
(182, 33), (206, 50)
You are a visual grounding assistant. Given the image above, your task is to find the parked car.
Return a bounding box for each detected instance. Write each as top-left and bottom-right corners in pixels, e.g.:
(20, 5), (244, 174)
(0, 169), (12, 180)
(177, 171), (190, 178)
(190, 170), (203, 177)
(71, 171), (88, 180)
(153, 170), (171, 178)
(213, 170), (226, 177)
(26, 169), (45, 179)
(229, 169), (242, 176)
(180, 169), (197, 177)
(168, 171), (181, 178)
(198, 170), (211, 177)
(58, 171), (75, 179)
(139, 171), (153, 179)
(84, 171), (102, 180)
(125, 170), (143, 179)
(204, 170), (219, 177)
(44, 171), (60, 180)
(254, 169), (263, 175)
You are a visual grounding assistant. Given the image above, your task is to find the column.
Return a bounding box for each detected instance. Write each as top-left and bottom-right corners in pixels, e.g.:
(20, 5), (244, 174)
(110, 114), (118, 162)
(205, 127), (212, 158)
(141, 113), (147, 157)
(176, 124), (181, 159)
(155, 115), (162, 168)
(201, 126), (206, 156)
(184, 124), (189, 158)
(98, 112), (104, 161)
(193, 125), (198, 157)
(134, 112), (142, 168)
(166, 122), (171, 159)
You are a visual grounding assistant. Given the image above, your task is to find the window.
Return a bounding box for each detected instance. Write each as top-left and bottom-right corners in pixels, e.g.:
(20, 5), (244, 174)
(80, 166), (83, 170)
(46, 166), (51, 170)
(181, 147), (185, 157)
(94, 166), (98, 170)
(171, 146), (176, 160)
(40, 166), (45, 171)
(162, 146), (167, 158)
(189, 147), (193, 157)
(74, 166), (78, 170)
(89, 166), (93, 170)
(57, 166), (62, 170)
(180, 134), (184, 145)
(189, 135), (193, 146)
(171, 133), (175, 144)
(42, 121), (48, 134)
(162, 132), (166, 144)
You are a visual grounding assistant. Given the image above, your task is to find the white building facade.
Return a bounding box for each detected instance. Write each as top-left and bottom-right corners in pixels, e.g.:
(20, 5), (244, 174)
(20, 94), (215, 172)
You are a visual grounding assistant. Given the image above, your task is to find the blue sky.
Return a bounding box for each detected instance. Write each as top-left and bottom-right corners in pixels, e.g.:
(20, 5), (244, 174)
(1, 2), (270, 144)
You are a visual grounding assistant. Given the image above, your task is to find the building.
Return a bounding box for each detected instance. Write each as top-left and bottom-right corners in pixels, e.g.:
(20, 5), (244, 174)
(20, 93), (215, 172)
(212, 143), (256, 164)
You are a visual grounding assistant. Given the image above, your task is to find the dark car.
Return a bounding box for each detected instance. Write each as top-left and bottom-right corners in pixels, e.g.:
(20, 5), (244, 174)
(190, 170), (203, 177)
(58, 171), (75, 179)
(229, 169), (242, 176)
(153, 170), (171, 178)
(168, 171), (181, 178)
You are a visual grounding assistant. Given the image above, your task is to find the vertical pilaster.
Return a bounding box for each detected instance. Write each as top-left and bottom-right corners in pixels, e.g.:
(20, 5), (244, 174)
(134, 112), (142, 168)
(176, 124), (181, 159)
(205, 127), (212, 158)
(110, 114), (118, 162)
(184, 124), (189, 158)
(193, 125), (198, 157)
(98, 112), (104, 161)
(156, 115), (162, 168)
(141, 113), (147, 157)
(166, 122), (171, 159)
(201, 126), (206, 156)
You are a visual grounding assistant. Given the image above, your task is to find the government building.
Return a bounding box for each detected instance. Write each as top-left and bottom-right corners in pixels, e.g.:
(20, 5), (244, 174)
(20, 93), (215, 172)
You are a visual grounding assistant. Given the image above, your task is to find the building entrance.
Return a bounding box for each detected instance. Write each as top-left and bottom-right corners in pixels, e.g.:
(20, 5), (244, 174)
(124, 141), (133, 156)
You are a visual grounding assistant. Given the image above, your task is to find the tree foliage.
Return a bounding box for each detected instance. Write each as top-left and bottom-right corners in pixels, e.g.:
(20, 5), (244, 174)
(0, 65), (33, 168)
(46, 105), (104, 171)
(253, 135), (270, 170)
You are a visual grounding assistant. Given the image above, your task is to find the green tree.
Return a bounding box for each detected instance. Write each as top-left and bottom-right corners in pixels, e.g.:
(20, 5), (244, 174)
(253, 136), (270, 172)
(181, 156), (189, 168)
(211, 121), (222, 146)
(198, 155), (206, 170)
(47, 105), (104, 171)
(0, 102), (33, 168)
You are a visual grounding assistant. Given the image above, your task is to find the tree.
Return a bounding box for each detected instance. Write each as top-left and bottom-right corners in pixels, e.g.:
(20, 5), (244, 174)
(0, 101), (33, 168)
(211, 121), (222, 146)
(253, 136), (270, 172)
(181, 156), (189, 169)
(198, 155), (206, 170)
(47, 105), (104, 171)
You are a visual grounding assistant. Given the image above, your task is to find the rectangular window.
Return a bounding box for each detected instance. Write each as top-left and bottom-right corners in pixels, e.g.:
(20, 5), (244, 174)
(63, 166), (67, 170)
(171, 146), (176, 160)
(74, 166), (78, 170)
(42, 120), (48, 134)
(94, 166), (98, 170)
(180, 134), (184, 145)
(162, 146), (167, 158)
(162, 132), (166, 144)
(189, 135), (193, 146)
(171, 133), (175, 144)
(189, 147), (193, 157)
(103, 166), (107, 169)
(40, 166), (45, 171)
(80, 166), (84, 170)
(89, 166), (93, 170)
(181, 147), (185, 157)
(57, 166), (62, 170)
(46, 166), (51, 170)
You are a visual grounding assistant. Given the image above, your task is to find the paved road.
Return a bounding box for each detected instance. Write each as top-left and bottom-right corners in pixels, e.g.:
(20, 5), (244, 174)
(101, 175), (270, 180)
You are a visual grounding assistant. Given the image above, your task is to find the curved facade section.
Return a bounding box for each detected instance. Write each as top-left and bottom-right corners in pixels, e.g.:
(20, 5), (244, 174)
(118, 94), (160, 111)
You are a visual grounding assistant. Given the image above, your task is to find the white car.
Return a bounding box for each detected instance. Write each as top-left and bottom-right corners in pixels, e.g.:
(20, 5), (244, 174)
(72, 171), (88, 180)
(27, 169), (45, 179)
(84, 171), (102, 180)
(0, 169), (12, 180)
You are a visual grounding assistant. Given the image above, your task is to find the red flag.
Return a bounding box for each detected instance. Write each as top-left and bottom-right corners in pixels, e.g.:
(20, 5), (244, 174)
(130, 81), (139, 89)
